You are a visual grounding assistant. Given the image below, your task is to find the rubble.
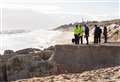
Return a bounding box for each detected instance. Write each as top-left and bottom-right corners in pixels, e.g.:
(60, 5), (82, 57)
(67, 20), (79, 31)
(14, 66), (120, 82)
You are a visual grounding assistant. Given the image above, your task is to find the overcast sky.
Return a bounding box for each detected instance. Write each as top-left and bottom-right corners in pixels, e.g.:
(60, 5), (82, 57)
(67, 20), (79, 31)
(0, 0), (120, 30)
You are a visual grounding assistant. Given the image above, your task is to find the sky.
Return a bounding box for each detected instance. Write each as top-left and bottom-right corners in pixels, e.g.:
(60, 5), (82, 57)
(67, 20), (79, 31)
(0, 0), (120, 30)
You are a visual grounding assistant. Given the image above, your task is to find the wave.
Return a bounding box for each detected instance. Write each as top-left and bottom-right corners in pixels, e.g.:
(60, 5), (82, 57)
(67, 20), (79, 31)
(0, 29), (30, 35)
(0, 29), (62, 54)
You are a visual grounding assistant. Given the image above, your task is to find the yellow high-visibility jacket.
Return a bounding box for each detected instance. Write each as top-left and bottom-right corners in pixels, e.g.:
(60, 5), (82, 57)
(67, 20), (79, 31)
(78, 25), (84, 36)
(74, 27), (79, 35)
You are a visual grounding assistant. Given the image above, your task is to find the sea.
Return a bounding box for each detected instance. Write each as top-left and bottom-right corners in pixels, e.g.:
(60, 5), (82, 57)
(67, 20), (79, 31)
(0, 29), (61, 54)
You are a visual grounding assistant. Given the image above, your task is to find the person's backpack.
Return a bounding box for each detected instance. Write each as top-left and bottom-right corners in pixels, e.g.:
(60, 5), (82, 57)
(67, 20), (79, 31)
(99, 28), (102, 34)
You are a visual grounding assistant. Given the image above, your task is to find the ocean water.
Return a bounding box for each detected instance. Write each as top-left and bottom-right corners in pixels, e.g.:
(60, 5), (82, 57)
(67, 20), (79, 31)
(0, 29), (61, 54)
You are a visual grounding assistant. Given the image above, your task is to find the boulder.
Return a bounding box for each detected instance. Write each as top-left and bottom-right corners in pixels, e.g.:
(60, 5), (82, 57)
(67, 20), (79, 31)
(4, 50), (14, 55)
(32, 50), (54, 61)
(29, 60), (56, 77)
(6, 54), (33, 81)
(44, 46), (55, 51)
(41, 50), (54, 60)
(15, 48), (41, 54)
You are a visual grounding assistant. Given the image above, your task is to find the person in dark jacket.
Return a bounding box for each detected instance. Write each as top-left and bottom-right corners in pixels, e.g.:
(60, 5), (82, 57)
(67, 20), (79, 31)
(84, 24), (89, 44)
(94, 25), (99, 43)
(103, 26), (107, 43)
(98, 26), (102, 43)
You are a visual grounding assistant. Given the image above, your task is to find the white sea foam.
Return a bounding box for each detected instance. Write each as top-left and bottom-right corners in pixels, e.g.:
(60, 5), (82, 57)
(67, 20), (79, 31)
(0, 29), (62, 54)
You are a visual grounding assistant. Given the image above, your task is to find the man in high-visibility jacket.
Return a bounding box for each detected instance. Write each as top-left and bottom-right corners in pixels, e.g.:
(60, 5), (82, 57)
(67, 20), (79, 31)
(78, 24), (84, 44)
(74, 25), (80, 44)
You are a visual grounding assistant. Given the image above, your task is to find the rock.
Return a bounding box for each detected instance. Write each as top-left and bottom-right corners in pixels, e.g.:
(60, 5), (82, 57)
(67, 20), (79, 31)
(44, 46), (55, 51)
(29, 60), (56, 77)
(41, 50), (54, 60)
(6, 54), (33, 81)
(15, 48), (41, 54)
(62, 75), (70, 80)
(33, 50), (54, 61)
(4, 50), (14, 55)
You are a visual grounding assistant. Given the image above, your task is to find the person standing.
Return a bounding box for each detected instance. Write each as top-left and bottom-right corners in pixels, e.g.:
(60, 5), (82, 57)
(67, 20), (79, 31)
(84, 24), (89, 45)
(103, 26), (107, 43)
(74, 25), (80, 44)
(98, 26), (102, 43)
(78, 24), (84, 44)
(94, 25), (99, 44)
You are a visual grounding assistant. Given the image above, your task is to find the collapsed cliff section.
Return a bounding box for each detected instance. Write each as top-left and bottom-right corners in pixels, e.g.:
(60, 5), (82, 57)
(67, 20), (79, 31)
(0, 46), (56, 81)
(0, 44), (120, 81)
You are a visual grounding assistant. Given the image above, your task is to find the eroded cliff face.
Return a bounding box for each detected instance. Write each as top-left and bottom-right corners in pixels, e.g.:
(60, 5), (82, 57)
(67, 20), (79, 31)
(54, 45), (120, 73)
(0, 45), (120, 81)
(0, 47), (56, 81)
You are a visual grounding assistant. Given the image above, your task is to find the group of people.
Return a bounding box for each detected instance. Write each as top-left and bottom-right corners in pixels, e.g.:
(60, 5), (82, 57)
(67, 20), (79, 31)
(73, 24), (107, 45)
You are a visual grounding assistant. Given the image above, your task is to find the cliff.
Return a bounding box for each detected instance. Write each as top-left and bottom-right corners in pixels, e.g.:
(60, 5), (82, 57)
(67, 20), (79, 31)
(54, 19), (120, 31)
(0, 44), (120, 81)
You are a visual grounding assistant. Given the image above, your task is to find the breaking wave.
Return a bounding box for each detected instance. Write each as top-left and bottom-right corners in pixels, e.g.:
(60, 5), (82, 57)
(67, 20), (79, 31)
(0, 29), (61, 54)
